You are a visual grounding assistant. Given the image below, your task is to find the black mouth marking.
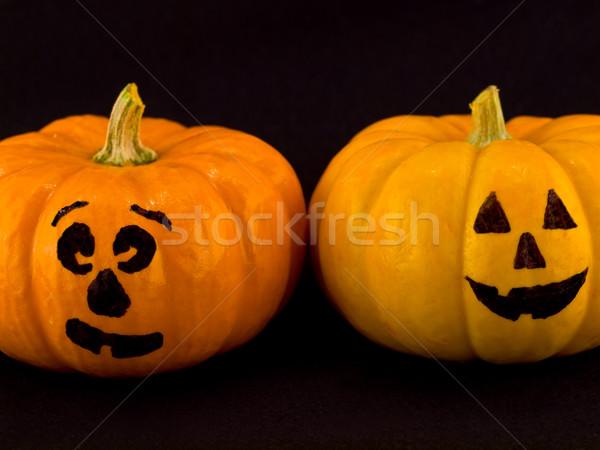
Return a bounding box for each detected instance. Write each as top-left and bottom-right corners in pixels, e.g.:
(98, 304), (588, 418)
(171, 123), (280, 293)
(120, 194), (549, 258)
(66, 318), (163, 358)
(466, 268), (589, 321)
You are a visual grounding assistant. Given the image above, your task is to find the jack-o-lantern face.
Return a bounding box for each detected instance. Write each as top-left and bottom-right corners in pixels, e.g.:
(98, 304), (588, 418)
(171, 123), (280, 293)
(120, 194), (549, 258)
(0, 84), (306, 376)
(24, 161), (301, 377)
(53, 201), (170, 358)
(466, 190), (588, 321)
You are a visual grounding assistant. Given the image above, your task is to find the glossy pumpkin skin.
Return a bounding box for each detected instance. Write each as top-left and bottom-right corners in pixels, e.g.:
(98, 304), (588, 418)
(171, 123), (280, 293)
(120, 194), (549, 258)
(311, 110), (600, 363)
(0, 114), (305, 377)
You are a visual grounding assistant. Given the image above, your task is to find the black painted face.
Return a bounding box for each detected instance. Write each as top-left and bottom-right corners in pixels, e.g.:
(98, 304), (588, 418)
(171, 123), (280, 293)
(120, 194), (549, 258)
(52, 202), (172, 358)
(466, 190), (588, 321)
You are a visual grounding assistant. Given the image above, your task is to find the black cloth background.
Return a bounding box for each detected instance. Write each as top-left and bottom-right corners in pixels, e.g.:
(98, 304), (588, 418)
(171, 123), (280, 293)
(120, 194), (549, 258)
(1, 0), (600, 448)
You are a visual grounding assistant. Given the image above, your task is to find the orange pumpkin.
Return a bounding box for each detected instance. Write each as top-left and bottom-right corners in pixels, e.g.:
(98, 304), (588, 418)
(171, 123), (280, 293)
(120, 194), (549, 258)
(310, 86), (600, 363)
(0, 84), (306, 376)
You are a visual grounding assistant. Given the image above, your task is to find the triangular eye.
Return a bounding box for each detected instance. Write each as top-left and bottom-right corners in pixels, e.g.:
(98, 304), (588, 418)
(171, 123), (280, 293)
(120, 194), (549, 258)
(474, 191), (511, 233)
(543, 189), (577, 230)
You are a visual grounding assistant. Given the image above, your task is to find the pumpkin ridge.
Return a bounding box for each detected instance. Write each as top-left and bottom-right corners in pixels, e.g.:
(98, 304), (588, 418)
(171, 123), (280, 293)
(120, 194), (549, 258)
(525, 115), (600, 144)
(0, 162), (57, 183)
(536, 126), (600, 146)
(376, 118), (470, 140)
(34, 164), (103, 370)
(358, 116), (468, 142)
(172, 133), (305, 219)
(136, 163), (234, 367)
(538, 140), (596, 356)
(339, 137), (432, 175)
(136, 117), (188, 150)
(38, 115), (109, 155)
(163, 128), (300, 193)
(164, 126), (269, 158)
(439, 115), (473, 136)
(4, 201), (57, 367)
(335, 140), (432, 215)
(347, 134), (434, 154)
(184, 153), (292, 270)
(0, 146), (89, 163)
(0, 135), (95, 162)
(350, 130), (435, 142)
(318, 140), (445, 355)
(0, 162), (88, 370)
(459, 139), (485, 360)
(341, 138), (431, 176)
(184, 156), (284, 258)
(151, 128), (219, 157)
(178, 135), (305, 299)
(111, 170), (173, 364)
(35, 131), (106, 161)
(139, 122), (232, 156)
(213, 134), (302, 191)
(0, 125), (102, 158)
(328, 116), (469, 199)
(179, 160), (290, 356)
(505, 116), (552, 140)
(361, 141), (477, 357)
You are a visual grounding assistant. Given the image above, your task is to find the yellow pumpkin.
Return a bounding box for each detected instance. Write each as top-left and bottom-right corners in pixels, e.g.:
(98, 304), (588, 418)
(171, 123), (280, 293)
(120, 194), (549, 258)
(310, 86), (600, 363)
(0, 84), (306, 377)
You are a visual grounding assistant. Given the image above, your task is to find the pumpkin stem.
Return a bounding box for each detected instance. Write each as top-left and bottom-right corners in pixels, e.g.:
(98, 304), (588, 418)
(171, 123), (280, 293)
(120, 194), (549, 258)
(466, 85), (512, 148)
(93, 83), (158, 166)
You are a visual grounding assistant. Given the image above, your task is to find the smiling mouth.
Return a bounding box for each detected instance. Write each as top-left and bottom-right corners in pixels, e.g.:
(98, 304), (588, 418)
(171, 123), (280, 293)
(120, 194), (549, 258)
(66, 319), (163, 358)
(465, 268), (589, 321)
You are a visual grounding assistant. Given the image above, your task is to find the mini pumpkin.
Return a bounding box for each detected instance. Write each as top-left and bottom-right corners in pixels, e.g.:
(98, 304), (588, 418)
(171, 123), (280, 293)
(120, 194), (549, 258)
(0, 84), (306, 377)
(311, 86), (600, 363)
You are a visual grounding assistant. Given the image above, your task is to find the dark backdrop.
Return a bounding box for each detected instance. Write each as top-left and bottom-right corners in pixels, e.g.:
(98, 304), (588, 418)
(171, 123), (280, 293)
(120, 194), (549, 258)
(1, 0), (600, 448)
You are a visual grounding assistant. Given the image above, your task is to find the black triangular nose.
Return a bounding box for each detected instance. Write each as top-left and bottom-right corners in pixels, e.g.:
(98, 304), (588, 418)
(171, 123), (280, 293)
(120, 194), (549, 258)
(514, 232), (546, 269)
(87, 269), (131, 317)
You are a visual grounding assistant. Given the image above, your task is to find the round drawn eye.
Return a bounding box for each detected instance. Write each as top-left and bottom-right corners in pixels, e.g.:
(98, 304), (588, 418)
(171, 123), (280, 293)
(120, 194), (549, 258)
(57, 223), (95, 275)
(113, 225), (156, 274)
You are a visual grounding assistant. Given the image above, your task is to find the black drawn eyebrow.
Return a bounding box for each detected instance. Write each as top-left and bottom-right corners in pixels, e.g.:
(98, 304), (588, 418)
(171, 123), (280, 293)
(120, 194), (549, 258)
(52, 201), (89, 227)
(130, 204), (172, 231)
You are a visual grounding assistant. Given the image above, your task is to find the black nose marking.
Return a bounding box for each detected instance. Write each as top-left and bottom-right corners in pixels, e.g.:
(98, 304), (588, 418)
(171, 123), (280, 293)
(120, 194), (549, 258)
(87, 269), (131, 317)
(514, 232), (546, 270)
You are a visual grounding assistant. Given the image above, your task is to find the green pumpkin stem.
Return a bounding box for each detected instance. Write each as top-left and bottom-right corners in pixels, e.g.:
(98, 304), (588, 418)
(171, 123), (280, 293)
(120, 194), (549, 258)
(93, 83), (158, 166)
(466, 85), (512, 148)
